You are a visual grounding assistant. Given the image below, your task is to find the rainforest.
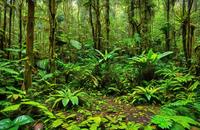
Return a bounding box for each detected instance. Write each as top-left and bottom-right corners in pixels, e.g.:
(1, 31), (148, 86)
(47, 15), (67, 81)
(0, 0), (200, 130)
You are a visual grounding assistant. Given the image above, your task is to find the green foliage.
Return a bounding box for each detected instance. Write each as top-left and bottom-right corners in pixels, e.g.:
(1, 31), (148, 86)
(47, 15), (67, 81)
(46, 89), (88, 108)
(152, 115), (199, 129)
(130, 49), (173, 66)
(0, 115), (34, 130)
(1, 100), (55, 119)
(95, 48), (119, 63)
(133, 85), (161, 103)
(151, 99), (200, 129)
(3, 86), (26, 102)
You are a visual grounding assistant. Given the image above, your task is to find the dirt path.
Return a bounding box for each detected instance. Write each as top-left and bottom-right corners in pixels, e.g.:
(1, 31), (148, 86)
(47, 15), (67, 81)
(88, 96), (160, 124)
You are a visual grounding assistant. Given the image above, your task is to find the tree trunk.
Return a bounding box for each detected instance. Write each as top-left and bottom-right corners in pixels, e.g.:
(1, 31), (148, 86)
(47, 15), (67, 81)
(182, 0), (194, 67)
(186, 0), (193, 66)
(49, 0), (56, 75)
(89, 0), (96, 48)
(8, 0), (13, 59)
(19, 0), (23, 60)
(105, 0), (110, 49)
(141, 0), (151, 50)
(165, 0), (170, 51)
(1, 1), (7, 50)
(182, 0), (187, 63)
(129, 0), (136, 37)
(23, 0), (35, 91)
(96, 0), (102, 50)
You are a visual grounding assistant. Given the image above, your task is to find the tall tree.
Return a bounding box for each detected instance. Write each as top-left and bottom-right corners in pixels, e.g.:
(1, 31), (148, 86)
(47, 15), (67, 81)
(186, 0), (194, 66)
(140, 0), (154, 50)
(18, 0), (23, 60)
(0, 1), (7, 50)
(8, 0), (13, 59)
(24, 0), (35, 91)
(165, 0), (170, 51)
(48, 0), (56, 74)
(95, 0), (102, 50)
(182, 0), (187, 63)
(128, 0), (136, 37)
(182, 0), (194, 67)
(88, 0), (102, 50)
(105, 0), (110, 49)
(89, 0), (96, 48)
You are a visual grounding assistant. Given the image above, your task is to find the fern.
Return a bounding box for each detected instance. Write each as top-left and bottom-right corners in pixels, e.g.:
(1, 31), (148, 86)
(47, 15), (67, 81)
(1, 100), (55, 119)
(151, 115), (199, 129)
(152, 99), (200, 129)
(151, 115), (173, 129)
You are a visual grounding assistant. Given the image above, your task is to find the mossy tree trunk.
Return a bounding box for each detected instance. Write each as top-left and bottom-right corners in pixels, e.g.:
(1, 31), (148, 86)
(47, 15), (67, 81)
(18, 0), (23, 60)
(8, 0), (13, 59)
(105, 0), (110, 49)
(24, 0), (35, 91)
(1, 1), (7, 51)
(182, 0), (194, 67)
(49, 0), (56, 75)
(89, 0), (96, 48)
(165, 0), (170, 51)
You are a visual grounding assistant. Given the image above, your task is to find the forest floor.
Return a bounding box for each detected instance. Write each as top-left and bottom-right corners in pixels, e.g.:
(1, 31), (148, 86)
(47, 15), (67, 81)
(63, 95), (160, 125)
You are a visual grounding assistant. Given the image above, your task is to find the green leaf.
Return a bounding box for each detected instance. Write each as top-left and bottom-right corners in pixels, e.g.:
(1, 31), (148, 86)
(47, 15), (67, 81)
(0, 67), (19, 75)
(13, 115), (34, 126)
(157, 51), (173, 60)
(151, 115), (173, 129)
(171, 123), (185, 130)
(171, 116), (199, 129)
(36, 59), (49, 70)
(144, 125), (153, 130)
(67, 125), (81, 130)
(1, 104), (21, 112)
(70, 96), (79, 105)
(70, 40), (82, 49)
(66, 114), (77, 120)
(0, 119), (13, 130)
(52, 119), (63, 128)
(188, 81), (199, 91)
(8, 125), (19, 130)
(22, 101), (55, 119)
(62, 98), (69, 107)
(53, 98), (62, 108)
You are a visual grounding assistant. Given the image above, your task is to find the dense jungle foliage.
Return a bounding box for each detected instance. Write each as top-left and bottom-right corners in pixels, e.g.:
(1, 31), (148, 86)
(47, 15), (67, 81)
(0, 0), (200, 130)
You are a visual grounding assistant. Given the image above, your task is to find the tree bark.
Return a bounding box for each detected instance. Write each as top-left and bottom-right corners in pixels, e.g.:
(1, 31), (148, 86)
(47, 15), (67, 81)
(89, 0), (96, 48)
(141, 0), (151, 50)
(105, 0), (110, 49)
(49, 0), (56, 74)
(96, 0), (102, 50)
(186, 0), (193, 66)
(8, 0), (13, 59)
(19, 0), (23, 60)
(129, 0), (136, 36)
(165, 0), (170, 51)
(182, 0), (187, 63)
(0, 1), (7, 50)
(24, 0), (35, 91)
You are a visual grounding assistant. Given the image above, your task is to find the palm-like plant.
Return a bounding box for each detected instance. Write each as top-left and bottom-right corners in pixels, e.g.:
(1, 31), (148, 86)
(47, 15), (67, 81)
(46, 89), (87, 108)
(131, 49), (173, 67)
(130, 49), (173, 81)
(130, 84), (162, 103)
(95, 48), (119, 63)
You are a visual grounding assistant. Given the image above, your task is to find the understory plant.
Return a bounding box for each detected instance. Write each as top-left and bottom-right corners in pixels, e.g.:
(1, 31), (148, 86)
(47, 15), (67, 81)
(130, 49), (173, 81)
(151, 99), (200, 129)
(46, 88), (88, 109)
(0, 115), (34, 130)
